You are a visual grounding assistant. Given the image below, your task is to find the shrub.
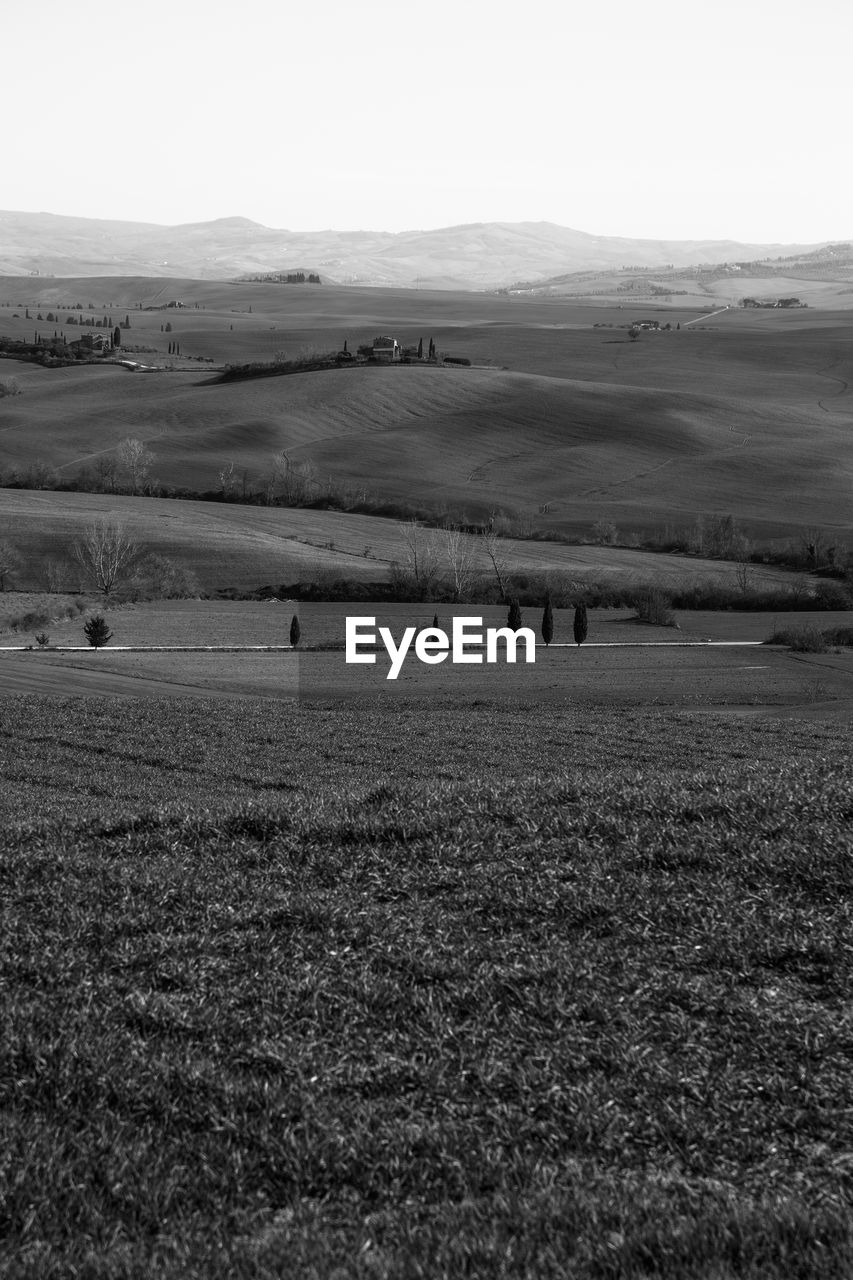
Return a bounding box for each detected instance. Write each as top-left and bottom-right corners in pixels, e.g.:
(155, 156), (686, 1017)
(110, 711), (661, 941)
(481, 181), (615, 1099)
(634, 587), (676, 627)
(765, 626), (828, 653)
(591, 519), (618, 546)
(812, 580), (852, 610)
(83, 615), (112, 648)
(34, 632), (50, 649)
(821, 626), (853, 647)
(8, 609), (51, 633)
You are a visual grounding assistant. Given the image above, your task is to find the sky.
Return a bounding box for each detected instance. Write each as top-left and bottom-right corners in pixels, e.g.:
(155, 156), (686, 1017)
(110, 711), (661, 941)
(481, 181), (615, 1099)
(3, 0), (850, 244)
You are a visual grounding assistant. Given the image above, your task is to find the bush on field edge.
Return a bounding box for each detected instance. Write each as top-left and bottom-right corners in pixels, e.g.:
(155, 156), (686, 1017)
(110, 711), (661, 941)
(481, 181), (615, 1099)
(765, 625), (853, 652)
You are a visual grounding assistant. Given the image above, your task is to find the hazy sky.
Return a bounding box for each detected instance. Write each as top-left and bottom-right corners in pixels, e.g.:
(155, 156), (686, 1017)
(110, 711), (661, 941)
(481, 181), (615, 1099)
(4, 0), (850, 243)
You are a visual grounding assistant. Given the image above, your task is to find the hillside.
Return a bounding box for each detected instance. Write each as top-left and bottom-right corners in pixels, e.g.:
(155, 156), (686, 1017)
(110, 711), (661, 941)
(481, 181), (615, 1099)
(2, 313), (851, 541)
(508, 243), (853, 309)
(0, 490), (821, 594)
(0, 210), (831, 288)
(2, 281), (851, 560)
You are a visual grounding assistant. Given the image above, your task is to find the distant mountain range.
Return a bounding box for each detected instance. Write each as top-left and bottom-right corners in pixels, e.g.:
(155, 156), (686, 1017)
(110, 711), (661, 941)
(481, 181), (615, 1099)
(0, 210), (836, 289)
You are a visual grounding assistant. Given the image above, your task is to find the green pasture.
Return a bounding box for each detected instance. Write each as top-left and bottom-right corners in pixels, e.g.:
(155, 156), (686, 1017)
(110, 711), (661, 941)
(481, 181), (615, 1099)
(1, 699), (851, 1277)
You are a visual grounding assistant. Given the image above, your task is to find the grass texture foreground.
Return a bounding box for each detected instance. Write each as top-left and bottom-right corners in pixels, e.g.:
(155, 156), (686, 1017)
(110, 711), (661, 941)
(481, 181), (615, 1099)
(1, 700), (852, 1278)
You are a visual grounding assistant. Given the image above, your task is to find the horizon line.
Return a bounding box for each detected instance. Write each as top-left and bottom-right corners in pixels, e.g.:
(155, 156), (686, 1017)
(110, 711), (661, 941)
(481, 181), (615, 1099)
(1, 208), (850, 248)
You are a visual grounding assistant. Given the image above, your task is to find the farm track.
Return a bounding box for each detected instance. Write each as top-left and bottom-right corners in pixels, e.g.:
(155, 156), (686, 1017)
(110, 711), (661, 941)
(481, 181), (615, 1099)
(816, 361), (850, 412)
(577, 423), (760, 501)
(0, 641), (770, 652)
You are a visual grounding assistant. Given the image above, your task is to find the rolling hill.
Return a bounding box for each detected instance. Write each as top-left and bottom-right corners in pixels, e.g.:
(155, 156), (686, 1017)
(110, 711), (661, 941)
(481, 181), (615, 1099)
(0, 210), (833, 288)
(507, 243), (853, 309)
(2, 281), (851, 569)
(2, 312), (850, 541)
(0, 489), (826, 595)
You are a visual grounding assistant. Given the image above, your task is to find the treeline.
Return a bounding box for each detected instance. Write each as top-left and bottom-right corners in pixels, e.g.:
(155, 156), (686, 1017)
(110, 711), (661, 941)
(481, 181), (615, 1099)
(217, 347), (451, 383)
(0, 525), (199, 607)
(0, 336), (107, 368)
(3, 448), (850, 589)
(217, 352), (346, 382)
(238, 272), (322, 284)
(225, 571), (852, 612)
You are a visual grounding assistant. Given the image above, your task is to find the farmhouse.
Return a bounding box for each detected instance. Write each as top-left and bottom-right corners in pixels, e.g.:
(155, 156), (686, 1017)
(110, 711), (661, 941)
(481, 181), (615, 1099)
(69, 332), (112, 352)
(372, 335), (400, 362)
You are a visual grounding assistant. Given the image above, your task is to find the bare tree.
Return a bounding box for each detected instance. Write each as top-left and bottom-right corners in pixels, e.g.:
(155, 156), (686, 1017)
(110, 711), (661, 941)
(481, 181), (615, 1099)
(443, 524), (476, 601)
(40, 557), (73, 594)
(290, 461), (316, 504)
(800, 526), (829, 570)
(264, 449), (289, 505)
(73, 521), (139, 595)
(93, 455), (119, 493)
(481, 527), (509, 600)
(118, 437), (156, 494)
(734, 556), (752, 594)
(0, 540), (21, 592)
(397, 520), (442, 598)
(591, 519), (618, 546)
(218, 460), (236, 499)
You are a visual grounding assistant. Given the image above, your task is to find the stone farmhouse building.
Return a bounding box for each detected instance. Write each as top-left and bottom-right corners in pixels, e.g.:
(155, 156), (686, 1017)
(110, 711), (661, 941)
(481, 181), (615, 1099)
(372, 335), (400, 362)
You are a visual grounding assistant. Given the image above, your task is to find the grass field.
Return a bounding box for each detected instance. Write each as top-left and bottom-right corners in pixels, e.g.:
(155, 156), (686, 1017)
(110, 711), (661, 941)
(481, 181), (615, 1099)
(2, 282), (851, 542)
(1, 699), (851, 1277)
(5, 596), (852, 648)
(1, 599), (852, 719)
(1, 276), (851, 1277)
(0, 491), (826, 594)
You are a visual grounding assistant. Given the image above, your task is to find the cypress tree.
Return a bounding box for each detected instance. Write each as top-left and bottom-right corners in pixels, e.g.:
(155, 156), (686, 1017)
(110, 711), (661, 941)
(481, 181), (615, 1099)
(508, 598), (522, 629)
(418, 336), (424, 359)
(113, 326), (121, 348)
(432, 613), (439, 629)
(573, 601), (588, 647)
(541, 590), (554, 647)
(289, 615), (301, 647)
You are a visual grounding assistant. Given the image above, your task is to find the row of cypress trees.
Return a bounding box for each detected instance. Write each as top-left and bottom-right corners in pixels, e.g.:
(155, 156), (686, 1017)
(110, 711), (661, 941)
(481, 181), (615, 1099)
(431, 595), (589, 647)
(79, 604), (582, 652)
(513, 591), (587, 647)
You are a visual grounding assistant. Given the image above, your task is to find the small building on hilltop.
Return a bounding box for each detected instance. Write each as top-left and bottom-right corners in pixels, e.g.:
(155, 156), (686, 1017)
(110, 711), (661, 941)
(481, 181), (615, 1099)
(372, 335), (400, 362)
(69, 332), (112, 353)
